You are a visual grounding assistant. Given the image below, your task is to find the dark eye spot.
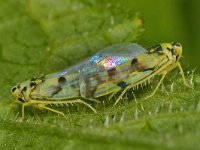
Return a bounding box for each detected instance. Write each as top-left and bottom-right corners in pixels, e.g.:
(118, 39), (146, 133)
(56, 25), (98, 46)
(11, 87), (17, 93)
(58, 76), (66, 84)
(131, 58), (138, 64)
(22, 86), (27, 92)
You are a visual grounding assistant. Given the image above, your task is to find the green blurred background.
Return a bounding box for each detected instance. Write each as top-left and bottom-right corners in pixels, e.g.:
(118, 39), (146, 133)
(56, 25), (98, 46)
(108, 0), (200, 71)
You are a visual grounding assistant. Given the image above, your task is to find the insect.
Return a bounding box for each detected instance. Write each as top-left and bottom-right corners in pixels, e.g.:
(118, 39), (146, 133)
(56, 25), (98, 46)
(11, 42), (190, 120)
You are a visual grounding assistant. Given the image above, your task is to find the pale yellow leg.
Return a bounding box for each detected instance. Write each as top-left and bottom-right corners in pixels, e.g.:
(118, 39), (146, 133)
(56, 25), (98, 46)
(113, 87), (129, 106)
(39, 105), (68, 120)
(21, 99), (97, 120)
(177, 62), (192, 88)
(22, 103), (25, 119)
(75, 99), (97, 113)
(22, 102), (34, 119)
(145, 72), (167, 99)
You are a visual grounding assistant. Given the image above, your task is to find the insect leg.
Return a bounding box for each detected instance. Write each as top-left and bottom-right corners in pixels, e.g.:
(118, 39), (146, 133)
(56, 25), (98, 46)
(21, 101), (38, 119)
(38, 105), (68, 120)
(29, 99), (97, 113)
(22, 103), (26, 119)
(21, 99), (97, 120)
(145, 71), (167, 99)
(21, 101), (68, 120)
(50, 99), (97, 113)
(40, 99), (97, 113)
(113, 86), (129, 106)
(74, 99), (97, 113)
(177, 62), (192, 88)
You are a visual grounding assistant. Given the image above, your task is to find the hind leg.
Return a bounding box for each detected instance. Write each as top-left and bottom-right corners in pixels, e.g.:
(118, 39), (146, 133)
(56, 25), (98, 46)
(145, 72), (167, 99)
(21, 99), (97, 120)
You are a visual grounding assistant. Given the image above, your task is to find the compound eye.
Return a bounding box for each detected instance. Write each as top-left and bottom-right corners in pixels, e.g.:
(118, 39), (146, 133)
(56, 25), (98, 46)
(11, 86), (17, 93)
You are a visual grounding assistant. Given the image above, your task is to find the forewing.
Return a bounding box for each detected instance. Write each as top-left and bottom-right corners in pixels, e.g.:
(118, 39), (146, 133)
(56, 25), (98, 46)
(32, 43), (149, 99)
(79, 43), (151, 98)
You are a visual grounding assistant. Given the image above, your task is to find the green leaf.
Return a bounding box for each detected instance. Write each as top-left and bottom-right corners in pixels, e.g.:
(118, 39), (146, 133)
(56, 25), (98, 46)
(0, 0), (199, 150)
